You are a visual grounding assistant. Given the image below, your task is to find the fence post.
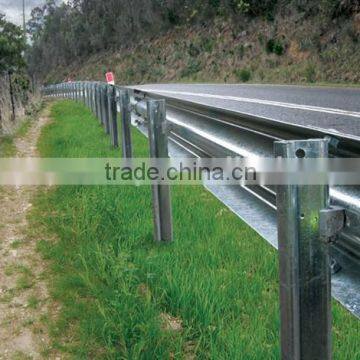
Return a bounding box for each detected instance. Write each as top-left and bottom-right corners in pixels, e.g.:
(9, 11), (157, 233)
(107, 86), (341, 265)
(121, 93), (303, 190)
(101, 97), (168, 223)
(274, 139), (331, 360)
(95, 84), (100, 118)
(119, 89), (132, 158)
(99, 84), (104, 125)
(102, 85), (110, 134)
(86, 83), (89, 108)
(107, 85), (119, 147)
(91, 84), (99, 118)
(147, 99), (173, 243)
(91, 84), (95, 114)
(81, 82), (86, 105)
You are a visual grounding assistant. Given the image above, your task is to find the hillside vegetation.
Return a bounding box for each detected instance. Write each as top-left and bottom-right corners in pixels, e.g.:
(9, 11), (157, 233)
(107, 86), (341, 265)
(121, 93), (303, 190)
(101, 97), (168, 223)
(27, 0), (360, 85)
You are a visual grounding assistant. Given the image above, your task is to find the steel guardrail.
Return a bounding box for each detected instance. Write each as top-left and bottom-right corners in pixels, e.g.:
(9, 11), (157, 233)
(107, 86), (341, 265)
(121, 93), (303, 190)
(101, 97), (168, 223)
(42, 81), (360, 358)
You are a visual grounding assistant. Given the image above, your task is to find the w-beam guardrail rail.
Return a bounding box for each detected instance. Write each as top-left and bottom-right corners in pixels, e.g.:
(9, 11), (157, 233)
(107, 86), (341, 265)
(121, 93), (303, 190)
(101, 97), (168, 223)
(42, 81), (360, 360)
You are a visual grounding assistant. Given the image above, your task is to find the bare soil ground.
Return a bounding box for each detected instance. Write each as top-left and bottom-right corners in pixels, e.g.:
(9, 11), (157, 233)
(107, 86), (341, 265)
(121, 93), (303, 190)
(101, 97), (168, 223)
(0, 107), (57, 359)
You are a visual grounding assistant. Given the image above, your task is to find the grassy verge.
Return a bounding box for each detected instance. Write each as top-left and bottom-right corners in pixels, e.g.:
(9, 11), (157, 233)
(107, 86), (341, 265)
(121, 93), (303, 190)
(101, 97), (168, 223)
(31, 100), (359, 358)
(0, 135), (17, 157)
(0, 101), (44, 157)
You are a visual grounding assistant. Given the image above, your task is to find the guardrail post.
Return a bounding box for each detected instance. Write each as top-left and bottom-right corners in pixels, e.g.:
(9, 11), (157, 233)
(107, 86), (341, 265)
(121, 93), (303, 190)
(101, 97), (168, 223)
(108, 85), (118, 147)
(119, 89), (132, 158)
(274, 139), (331, 360)
(95, 84), (100, 118)
(147, 99), (173, 243)
(99, 84), (104, 124)
(88, 84), (92, 110)
(88, 83), (91, 109)
(90, 84), (94, 113)
(102, 85), (110, 134)
(93, 84), (97, 115)
(85, 83), (89, 108)
(82, 83), (86, 104)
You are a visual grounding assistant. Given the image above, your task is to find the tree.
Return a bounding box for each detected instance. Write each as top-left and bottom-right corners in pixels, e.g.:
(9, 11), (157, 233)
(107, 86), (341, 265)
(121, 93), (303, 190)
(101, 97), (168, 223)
(0, 13), (26, 73)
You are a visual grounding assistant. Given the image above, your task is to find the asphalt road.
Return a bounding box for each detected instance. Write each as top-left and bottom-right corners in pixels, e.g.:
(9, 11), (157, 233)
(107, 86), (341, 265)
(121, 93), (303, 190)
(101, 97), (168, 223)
(132, 84), (360, 139)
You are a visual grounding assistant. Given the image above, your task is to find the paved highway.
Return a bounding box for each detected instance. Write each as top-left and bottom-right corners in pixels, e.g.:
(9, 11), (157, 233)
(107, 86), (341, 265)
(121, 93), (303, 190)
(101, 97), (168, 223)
(132, 84), (360, 140)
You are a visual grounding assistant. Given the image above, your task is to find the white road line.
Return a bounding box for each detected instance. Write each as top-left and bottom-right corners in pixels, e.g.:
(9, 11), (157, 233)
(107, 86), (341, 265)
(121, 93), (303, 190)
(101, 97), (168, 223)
(143, 89), (360, 118)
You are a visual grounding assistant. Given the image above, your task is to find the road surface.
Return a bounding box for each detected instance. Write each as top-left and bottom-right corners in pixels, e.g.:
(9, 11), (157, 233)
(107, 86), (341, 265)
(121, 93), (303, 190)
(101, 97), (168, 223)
(132, 84), (360, 139)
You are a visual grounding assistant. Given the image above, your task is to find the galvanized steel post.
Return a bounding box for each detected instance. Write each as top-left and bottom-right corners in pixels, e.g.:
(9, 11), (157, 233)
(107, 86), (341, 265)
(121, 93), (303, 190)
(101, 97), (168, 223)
(90, 84), (93, 112)
(85, 83), (90, 108)
(81, 83), (85, 104)
(274, 139), (331, 360)
(107, 85), (118, 147)
(147, 99), (173, 243)
(119, 89), (132, 158)
(102, 85), (110, 134)
(75, 83), (78, 102)
(95, 84), (100, 118)
(99, 84), (104, 125)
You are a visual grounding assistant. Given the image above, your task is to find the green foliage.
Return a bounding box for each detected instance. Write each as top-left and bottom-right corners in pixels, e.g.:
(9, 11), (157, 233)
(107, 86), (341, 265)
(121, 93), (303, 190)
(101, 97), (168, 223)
(0, 13), (26, 72)
(235, 43), (246, 58)
(201, 37), (215, 53)
(167, 9), (180, 25)
(266, 38), (285, 55)
(234, 68), (251, 82)
(294, 0), (356, 18)
(181, 59), (202, 78)
(304, 63), (317, 83)
(0, 135), (16, 156)
(25, 0), (283, 78)
(188, 42), (200, 57)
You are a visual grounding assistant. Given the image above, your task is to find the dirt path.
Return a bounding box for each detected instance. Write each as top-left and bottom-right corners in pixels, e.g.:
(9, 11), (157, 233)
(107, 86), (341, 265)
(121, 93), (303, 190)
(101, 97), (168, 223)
(0, 106), (54, 359)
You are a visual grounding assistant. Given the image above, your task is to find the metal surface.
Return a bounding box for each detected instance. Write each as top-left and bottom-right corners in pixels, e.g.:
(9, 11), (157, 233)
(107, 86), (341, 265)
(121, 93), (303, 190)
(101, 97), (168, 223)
(104, 85), (110, 134)
(133, 91), (360, 260)
(42, 81), (360, 319)
(119, 89), (133, 158)
(320, 207), (346, 241)
(147, 99), (173, 243)
(275, 139), (331, 360)
(132, 84), (360, 139)
(108, 85), (119, 148)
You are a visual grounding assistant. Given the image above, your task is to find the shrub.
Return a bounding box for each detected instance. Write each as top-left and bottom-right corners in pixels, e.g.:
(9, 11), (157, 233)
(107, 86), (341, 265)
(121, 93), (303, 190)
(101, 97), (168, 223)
(234, 68), (251, 82)
(304, 63), (316, 83)
(273, 42), (284, 55)
(266, 38), (284, 55)
(235, 44), (245, 58)
(181, 59), (202, 78)
(188, 43), (201, 57)
(201, 37), (215, 53)
(209, 0), (221, 9)
(230, 0), (250, 13)
(167, 9), (180, 25)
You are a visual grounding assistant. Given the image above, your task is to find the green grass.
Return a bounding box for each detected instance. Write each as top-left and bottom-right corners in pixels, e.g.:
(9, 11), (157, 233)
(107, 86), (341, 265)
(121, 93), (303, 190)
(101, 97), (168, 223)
(27, 295), (40, 309)
(0, 101), (44, 157)
(16, 118), (32, 138)
(0, 111), (38, 157)
(31, 100), (359, 358)
(0, 135), (16, 157)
